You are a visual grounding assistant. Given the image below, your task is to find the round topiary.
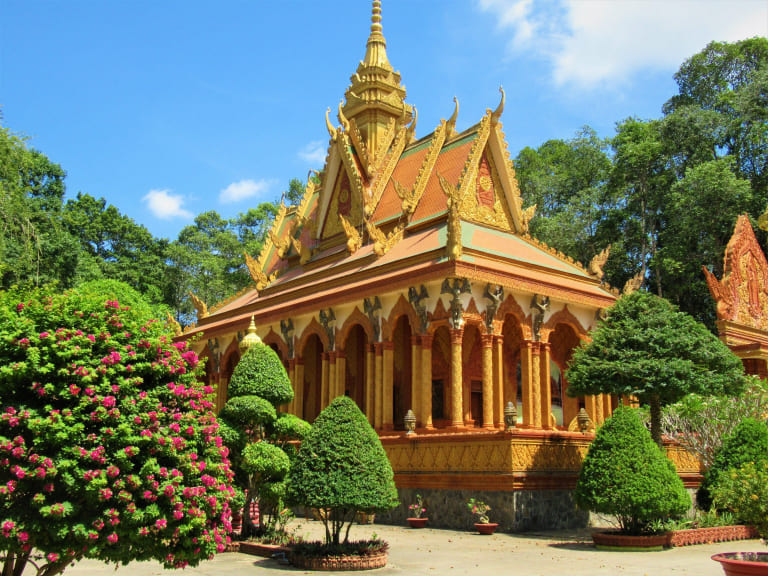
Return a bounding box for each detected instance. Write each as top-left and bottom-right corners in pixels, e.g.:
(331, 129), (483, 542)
(241, 441), (290, 482)
(228, 343), (293, 407)
(271, 412), (311, 443)
(288, 396), (398, 545)
(574, 407), (691, 534)
(219, 395), (277, 431)
(698, 417), (768, 510)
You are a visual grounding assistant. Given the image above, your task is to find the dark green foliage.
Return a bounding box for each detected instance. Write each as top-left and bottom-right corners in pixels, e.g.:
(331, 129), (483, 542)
(220, 395), (277, 434)
(288, 396), (398, 545)
(228, 343), (293, 407)
(241, 442), (290, 480)
(574, 407), (691, 534)
(566, 291), (747, 445)
(699, 418), (768, 510)
(271, 412), (311, 443)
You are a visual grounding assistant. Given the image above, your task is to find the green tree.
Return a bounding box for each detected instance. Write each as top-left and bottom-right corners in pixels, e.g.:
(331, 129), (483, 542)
(565, 291), (748, 446)
(574, 407), (690, 535)
(0, 280), (234, 575)
(288, 396), (398, 546)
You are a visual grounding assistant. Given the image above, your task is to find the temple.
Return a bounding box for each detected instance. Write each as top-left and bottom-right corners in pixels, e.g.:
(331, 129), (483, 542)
(181, 2), (700, 529)
(705, 214), (768, 378)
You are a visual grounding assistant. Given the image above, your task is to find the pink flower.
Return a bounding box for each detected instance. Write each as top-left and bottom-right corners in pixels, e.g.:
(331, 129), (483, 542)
(46, 552), (59, 563)
(155, 518), (167, 530)
(107, 533), (118, 544)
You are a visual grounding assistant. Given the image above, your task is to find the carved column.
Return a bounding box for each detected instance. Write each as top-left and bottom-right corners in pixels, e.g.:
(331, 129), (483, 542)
(287, 358), (297, 415)
(539, 342), (553, 429)
(382, 341), (394, 431)
(374, 343), (384, 429)
(410, 334), (422, 425)
(421, 333), (434, 429)
(520, 340), (536, 428)
(530, 341), (542, 428)
(321, 352), (330, 410)
(493, 335), (504, 428)
(365, 345), (374, 425)
(595, 393), (605, 426)
(449, 328), (464, 428)
(481, 333), (494, 429)
(335, 351), (346, 399)
(294, 359), (305, 420)
(585, 394), (597, 425)
(602, 393), (613, 421)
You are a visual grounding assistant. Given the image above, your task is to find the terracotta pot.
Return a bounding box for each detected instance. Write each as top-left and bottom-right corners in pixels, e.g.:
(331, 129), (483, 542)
(591, 531), (668, 551)
(712, 552), (768, 576)
(407, 517), (428, 528)
(475, 522), (498, 535)
(667, 525), (759, 547)
(238, 541), (291, 558)
(291, 552), (388, 571)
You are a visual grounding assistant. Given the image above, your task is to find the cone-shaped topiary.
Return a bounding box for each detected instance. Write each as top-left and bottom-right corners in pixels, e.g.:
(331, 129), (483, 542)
(698, 417), (768, 510)
(228, 343), (293, 407)
(574, 407), (690, 534)
(288, 396), (399, 545)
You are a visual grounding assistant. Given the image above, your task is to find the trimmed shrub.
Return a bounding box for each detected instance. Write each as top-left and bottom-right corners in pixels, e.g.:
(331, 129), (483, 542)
(288, 396), (398, 546)
(241, 442), (290, 481)
(219, 395), (276, 435)
(698, 417), (768, 510)
(574, 407), (690, 534)
(228, 343), (293, 407)
(271, 412), (311, 444)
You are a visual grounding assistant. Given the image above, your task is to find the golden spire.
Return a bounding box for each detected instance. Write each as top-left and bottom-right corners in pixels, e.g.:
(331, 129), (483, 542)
(239, 315), (262, 352)
(363, 0), (391, 71)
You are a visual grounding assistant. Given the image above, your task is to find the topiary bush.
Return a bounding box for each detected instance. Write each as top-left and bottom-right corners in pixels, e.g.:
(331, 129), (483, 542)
(698, 417), (768, 510)
(287, 396), (398, 547)
(227, 344), (293, 407)
(574, 407), (691, 534)
(0, 281), (234, 575)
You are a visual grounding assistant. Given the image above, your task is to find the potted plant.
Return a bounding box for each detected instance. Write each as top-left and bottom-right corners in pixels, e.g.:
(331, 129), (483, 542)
(573, 407), (690, 550)
(468, 498), (497, 535)
(711, 460), (768, 575)
(407, 494), (428, 528)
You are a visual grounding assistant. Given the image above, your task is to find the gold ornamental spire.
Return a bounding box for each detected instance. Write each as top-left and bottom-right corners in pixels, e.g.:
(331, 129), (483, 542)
(363, 0), (391, 71)
(239, 315), (262, 352)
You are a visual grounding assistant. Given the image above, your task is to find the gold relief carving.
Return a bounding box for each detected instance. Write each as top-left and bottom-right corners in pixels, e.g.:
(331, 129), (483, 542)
(365, 219), (405, 257)
(665, 445), (704, 475)
(165, 311), (182, 336)
(290, 235), (312, 265)
(393, 179), (417, 218)
(323, 170), (363, 240)
(457, 114), (492, 202)
(439, 173), (463, 260)
(325, 108), (338, 142)
(188, 292), (208, 321)
(268, 229), (290, 260)
(461, 152), (514, 232)
(372, 116), (397, 172)
(446, 97), (459, 138)
(521, 204), (536, 232)
(336, 132), (366, 218)
(339, 213), (363, 254)
(489, 86), (505, 125)
(623, 270), (644, 295)
(347, 116), (371, 177)
(588, 246), (611, 281)
(244, 251), (276, 290)
(368, 125), (409, 217)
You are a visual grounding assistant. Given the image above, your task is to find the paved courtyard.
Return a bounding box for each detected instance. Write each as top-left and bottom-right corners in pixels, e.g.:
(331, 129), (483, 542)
(64, 519), (762, 576)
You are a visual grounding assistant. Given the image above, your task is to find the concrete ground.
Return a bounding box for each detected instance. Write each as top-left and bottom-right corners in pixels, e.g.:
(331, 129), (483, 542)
(65, 520), (763, 576)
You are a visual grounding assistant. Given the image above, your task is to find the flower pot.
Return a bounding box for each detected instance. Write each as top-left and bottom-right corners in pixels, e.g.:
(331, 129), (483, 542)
(475, 522), (498, 535)
(712, 552), (768, 576)
(407, 517), (428, 528)
(291, 552), (388, 571)
(591, 531), (668, 551)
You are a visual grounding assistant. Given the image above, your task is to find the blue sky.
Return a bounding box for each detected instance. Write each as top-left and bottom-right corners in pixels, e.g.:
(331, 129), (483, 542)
(2, 0), (766, 241)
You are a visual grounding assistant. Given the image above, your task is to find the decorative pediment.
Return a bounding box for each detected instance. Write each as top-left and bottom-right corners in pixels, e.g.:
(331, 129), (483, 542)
(704, 215), (768, 331)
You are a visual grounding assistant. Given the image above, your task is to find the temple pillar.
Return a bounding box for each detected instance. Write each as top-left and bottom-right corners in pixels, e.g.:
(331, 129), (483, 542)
(321, 353), (330, 409)
(336, 351), (346, 399)
(602, 393), (613, 421)
(421, 333), (434, 429)
(539, 343), (553, 429)
(520, 340), (536, 428)
(365, 346), (374, 425)
(382, 342), (394, 431)
(481, 333), (494, 429)
(493, 335), (504, 428)
(531, 341), (543, 428)
(410, 334), (422, 424)
(294, 359), (305, 420)
(374, 343), (383, 429)
(329, 351), (339, 403)
(595, 393), (605, 425)
(287, 358), (297, 414)
(450, 328), (465, 429)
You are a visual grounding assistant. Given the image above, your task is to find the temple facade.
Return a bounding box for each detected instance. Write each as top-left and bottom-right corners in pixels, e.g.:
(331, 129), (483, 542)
(181, 2), (702, 530)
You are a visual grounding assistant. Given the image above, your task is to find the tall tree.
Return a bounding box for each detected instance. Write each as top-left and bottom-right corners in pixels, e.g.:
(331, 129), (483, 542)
(566, 291), (748, 446)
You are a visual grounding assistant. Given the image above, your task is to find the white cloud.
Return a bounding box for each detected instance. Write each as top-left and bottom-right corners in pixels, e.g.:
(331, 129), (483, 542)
(142, 188), (193, 220)
(218, 179), (271, 204)
(478, 0), (768, 89)
(298, 140), (327, 165)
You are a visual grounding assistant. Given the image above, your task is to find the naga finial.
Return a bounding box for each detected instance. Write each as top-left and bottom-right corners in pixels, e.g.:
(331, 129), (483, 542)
(491, 86), (505, 124)
(446, 96), (459, 136)
(407, 105), (418, 142)
(337, 100), (350, 133)
(325, 108), (337, 141)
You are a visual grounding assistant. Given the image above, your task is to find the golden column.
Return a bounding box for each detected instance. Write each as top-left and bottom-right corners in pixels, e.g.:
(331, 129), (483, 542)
(449, 328), (464, 428)
(287, 358), (297, 414)
(410, 334), (422, 425)
(335, 351), (346, 399)
(530, 341), (542, 428)
(539, 342), (553, 429)
(520, 340), (536, 427)
(321, 352), (330, 409)
(493, 335), (504, 428)
(382, 341), (394, 430)
(595, 393), (605, 426)
(421, 333), (434, 429)
(374, 342), (384, 429)
(328, 351), (338, 403)
(294, 358), (305, 420)
(365, 345), (375, 425)
(481, 333), (494, 428)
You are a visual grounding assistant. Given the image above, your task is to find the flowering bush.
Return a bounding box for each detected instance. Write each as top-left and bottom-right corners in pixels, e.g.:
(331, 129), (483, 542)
(0, 281), (234, 575)
(408, 495), (426, 519)
(467, 498), (491, 524)
(712, 460), (768, 542)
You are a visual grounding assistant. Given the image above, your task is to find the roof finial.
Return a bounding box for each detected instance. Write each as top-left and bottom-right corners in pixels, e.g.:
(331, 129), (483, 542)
(371, 0), (383, 35)
(364, 0), (390, 70)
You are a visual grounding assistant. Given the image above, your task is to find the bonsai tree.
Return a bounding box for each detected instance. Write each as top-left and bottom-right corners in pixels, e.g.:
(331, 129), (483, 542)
(0, 280), (234, 575)
(566, 291), (747, 446)
(698, 417), (768, 510)
(217, 340), (308, 539)
(574, 407), (691, 534)
(288, 396), (398, 547)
